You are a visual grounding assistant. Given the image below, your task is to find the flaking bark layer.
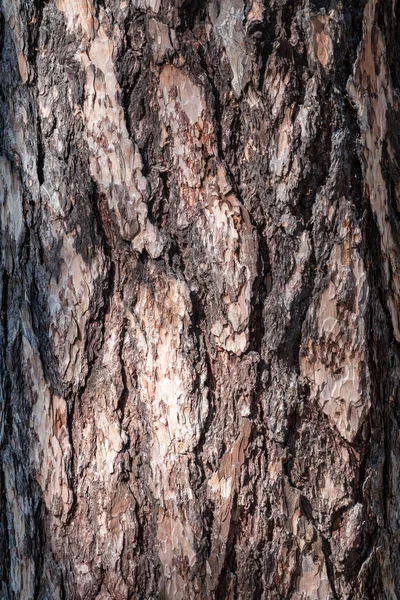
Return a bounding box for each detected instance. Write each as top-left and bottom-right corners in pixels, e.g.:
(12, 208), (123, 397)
(0, 0), (400, 598)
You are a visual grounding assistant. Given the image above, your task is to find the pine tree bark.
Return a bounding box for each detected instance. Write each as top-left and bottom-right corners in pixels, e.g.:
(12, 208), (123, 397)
(0, 0), (400, 598)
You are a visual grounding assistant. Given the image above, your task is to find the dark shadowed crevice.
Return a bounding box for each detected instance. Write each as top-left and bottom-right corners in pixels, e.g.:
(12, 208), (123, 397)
(175, 0), (208, 33)
(190, 289), (217, 465)
(36, 114), (45, 187)
(253, 6), (278, 93)
(117, 316), (130, 432)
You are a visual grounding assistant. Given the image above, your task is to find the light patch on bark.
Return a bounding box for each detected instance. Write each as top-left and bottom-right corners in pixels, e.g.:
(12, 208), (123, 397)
(332, 503), (363, 564)
(57, 2), (164, 256)
(157, 64), (208, 209)
(94, 409), (125, 475)
(17, 51), (28, 83)
(7, 96), (39, 193)
(349, 0), (400, 341)
(23, 337), (73, 520)
(2, 0), (30, 83)
(48, 234), (100, 389)
(159, 64), (204, 128)
(200, 167), (257, 355)
(157, 65), (257, 355)
(0, 157), (23, 242)
(68, 299), (132, 599)
(312, 15), (333, 70)
(207, 418), (252, 590)
(301, 207), (370, 442)
(269, 78), (321, 222)
(134, 0), (161, 14)
(246, 0), (264, 28)
(285, 231), (312, 308)
(149, 19), (176, 65)
(265, 54), (292, 118)
(131, 265), (208, 597)
(276, 107), (294, 171)
(294, 542), (333, 600)
(211, 0), (248, 97)
(56, 0), (96, 39)
(279, 479), (333, 599)
(4, 461), (35, 600)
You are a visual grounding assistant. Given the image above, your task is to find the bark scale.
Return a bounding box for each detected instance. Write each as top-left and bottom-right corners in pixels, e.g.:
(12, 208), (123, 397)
(0, 0), (399, 598)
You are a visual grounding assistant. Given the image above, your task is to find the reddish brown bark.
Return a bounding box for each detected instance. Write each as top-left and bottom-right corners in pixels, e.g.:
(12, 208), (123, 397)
(1, 0), (400, 598)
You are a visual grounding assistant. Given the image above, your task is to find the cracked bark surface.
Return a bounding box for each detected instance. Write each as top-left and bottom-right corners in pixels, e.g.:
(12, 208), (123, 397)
(0, 0), (400, 598)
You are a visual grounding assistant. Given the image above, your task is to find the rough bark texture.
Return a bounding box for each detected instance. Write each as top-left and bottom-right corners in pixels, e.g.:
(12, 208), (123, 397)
(0, 0), (400, 598)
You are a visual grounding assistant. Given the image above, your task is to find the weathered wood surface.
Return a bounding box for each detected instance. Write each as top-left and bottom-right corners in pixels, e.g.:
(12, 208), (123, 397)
(0, 0), (400, 598)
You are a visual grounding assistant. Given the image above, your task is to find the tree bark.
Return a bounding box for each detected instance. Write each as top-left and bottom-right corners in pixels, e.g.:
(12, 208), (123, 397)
(0, 0), (400, 598)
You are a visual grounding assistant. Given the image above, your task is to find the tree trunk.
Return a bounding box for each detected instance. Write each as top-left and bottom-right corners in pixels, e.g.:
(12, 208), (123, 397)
(0, 0), (399, 598)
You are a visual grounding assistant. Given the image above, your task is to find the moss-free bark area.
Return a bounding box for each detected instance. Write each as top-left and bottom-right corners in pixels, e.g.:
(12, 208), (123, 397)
(0, 0), (399, 598)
